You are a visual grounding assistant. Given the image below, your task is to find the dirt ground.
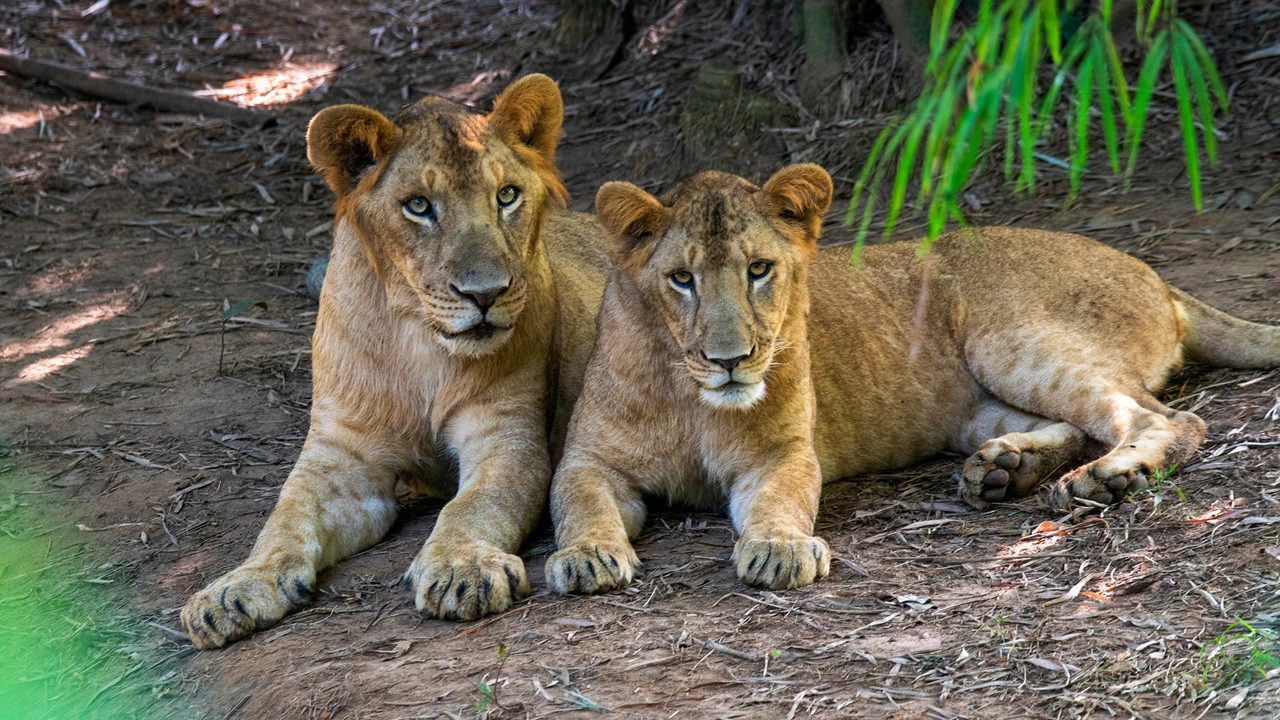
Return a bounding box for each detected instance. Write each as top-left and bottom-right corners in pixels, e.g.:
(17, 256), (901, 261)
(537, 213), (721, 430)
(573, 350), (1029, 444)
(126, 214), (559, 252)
(2, 1), (1279, 718)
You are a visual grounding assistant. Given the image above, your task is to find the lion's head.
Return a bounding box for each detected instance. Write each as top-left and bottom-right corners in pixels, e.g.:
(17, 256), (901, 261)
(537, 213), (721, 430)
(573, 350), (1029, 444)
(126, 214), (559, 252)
(595, 165), (833, 409)
(306, 74), (568, 357)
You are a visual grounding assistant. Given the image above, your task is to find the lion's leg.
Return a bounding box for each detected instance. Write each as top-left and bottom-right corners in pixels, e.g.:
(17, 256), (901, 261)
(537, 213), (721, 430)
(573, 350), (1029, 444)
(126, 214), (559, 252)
(727, 447), (831, 590)
(954, 397), (1094, 508)
(404, 400), (547, 620)
(1048, 392), (1205, 508)
(965, 345), (1205, 507)
(545, 458), (646, 595)
(181, 427), (401, 649)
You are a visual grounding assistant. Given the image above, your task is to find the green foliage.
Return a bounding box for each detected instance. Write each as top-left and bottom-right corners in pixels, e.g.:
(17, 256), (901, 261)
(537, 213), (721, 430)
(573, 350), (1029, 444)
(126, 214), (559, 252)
(1199, 618), (1280, 691)
(0, 459), (179, 718)
(847, 0), (1229, 254)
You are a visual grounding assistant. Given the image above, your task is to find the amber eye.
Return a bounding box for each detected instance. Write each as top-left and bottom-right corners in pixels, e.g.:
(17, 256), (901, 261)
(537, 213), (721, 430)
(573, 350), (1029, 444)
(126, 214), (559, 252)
(403, 196), (435, 220)
(497, 185), (520, 207)
(669, 270), (694, 290)
(748, 261), (772, 280)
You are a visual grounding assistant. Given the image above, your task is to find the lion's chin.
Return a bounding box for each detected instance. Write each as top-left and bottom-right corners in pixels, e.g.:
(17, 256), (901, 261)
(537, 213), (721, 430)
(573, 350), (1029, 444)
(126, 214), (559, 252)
(699, 380), (766, 410)
(435, 323), (514, 358)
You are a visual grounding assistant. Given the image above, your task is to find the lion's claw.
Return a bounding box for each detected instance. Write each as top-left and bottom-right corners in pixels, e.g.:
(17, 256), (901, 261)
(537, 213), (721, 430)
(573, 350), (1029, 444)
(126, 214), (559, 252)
(546, 541), (640, 594)
(404, 541), (529, 620)
(181, 561), (315, 649)
(734, 533), (830, 590)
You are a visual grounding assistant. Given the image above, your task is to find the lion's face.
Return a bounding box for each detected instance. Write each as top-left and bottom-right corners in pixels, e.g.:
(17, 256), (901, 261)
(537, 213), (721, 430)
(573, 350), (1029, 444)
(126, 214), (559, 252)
(596, 166), (833, 409)
(306, 75), (567, 357)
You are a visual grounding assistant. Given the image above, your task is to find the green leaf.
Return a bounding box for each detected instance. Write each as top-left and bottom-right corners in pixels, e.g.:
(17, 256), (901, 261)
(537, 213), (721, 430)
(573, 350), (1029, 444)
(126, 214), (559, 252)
(1068, 48), (1096, 198)
(1175, 29), (1217, 163)
(1033, 30), (1091, 143)
(1177, 19), (1229, 112)
(1125, 31), (1169, 180)
(1102, 30), (1133, 120)
(845, 124), (894, 227)
(1092, 43), (1122, 174)
(222, 300), (267, 321)
(1040, 0), (1062, 62)
(883, 118), (927, 236)
(928, 0), (962, 77)
(1170, 30), (1204, 211)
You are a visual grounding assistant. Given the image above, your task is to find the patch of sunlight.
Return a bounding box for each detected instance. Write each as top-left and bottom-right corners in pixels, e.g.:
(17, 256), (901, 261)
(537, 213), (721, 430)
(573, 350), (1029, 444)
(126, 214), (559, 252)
(2, 294), (130, 387)
(0, 105), (76, 135)
(195, 62), (337, 107)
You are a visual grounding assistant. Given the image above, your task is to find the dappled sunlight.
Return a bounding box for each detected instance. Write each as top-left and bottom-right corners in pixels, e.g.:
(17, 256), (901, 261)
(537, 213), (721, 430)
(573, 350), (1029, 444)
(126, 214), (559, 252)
(637, 0), (688, 57)
(997, 520), (1066, 559)
(195, 61), (337, 107)
(2, 294), (130, 388)
(13, 343), (95, 385)
(0, 104), (76, 135)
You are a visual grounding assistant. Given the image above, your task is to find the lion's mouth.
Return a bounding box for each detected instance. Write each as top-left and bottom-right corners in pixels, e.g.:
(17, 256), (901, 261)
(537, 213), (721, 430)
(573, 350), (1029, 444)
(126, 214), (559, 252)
(441, 321), (512, 340)
(699, 378), (766, 409)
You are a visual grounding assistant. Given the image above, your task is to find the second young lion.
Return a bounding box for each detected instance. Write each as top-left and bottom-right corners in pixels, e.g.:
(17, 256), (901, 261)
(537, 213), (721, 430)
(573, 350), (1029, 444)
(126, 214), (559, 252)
(546, 164), (1280, 594)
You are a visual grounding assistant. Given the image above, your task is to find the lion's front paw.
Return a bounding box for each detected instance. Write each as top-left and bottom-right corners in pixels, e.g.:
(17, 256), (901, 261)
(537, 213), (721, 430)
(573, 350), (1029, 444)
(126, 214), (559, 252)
(404, 541), (529, 621)
(1050, 459), (1150, 509)
(734, 533), (830, 590)
(181, 561), (315, 650)
(960, 438), (1044, 508)
(545, 541), (640, 595)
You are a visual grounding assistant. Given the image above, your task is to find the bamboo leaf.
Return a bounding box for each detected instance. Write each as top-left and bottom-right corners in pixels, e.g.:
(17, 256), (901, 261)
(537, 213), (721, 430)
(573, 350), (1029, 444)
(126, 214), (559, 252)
(928, 0), (962, 76)
(845, 123), (894, 227)
(1102, 30), (1132, 120)
(1177, 18), (1229, 112)
(1176, 29), (1217, 163)
(1040, 0), (1062, 63)
(1125, 31), (1169, 180)
(884, 118), (929, 237)
(1069, 49), (1096, 198)
(1170, 31), (1204, 210)
(1093, 42), (1122, 174)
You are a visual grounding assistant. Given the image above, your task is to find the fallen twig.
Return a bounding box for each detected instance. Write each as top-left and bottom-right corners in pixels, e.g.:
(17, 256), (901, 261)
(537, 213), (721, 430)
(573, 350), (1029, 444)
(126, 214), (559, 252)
(0, 49), (271, 125)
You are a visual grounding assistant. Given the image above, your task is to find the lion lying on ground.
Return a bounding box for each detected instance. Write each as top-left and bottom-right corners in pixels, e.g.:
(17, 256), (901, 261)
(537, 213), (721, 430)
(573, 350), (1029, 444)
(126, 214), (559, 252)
(181, 75), (610, 648)
(546, 164), (1280, 594)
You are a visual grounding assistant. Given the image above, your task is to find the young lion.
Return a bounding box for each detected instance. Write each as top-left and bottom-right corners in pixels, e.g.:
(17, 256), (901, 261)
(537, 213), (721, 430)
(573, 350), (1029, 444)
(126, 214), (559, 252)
(546, 164), (1280, 594)
(181, 75), (610, 648)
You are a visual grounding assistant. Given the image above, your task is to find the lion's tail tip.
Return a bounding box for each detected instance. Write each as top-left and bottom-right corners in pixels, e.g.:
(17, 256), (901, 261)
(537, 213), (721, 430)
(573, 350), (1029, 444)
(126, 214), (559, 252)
(1173, 286), (1280, 369)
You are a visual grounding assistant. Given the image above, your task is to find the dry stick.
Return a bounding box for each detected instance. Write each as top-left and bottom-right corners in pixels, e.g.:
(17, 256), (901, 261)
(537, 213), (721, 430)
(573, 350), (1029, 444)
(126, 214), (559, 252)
(0, 49), (271, 126)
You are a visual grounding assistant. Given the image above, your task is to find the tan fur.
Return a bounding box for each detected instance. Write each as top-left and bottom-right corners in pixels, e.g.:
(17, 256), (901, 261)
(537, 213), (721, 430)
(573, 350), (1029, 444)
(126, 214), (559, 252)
(546, 165), (1280, 595)
(180, 75), (609, 649)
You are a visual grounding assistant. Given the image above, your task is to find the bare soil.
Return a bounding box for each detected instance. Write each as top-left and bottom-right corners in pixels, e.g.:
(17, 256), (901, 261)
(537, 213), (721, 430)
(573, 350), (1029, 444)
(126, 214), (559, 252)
(1, 1), (1278, 718)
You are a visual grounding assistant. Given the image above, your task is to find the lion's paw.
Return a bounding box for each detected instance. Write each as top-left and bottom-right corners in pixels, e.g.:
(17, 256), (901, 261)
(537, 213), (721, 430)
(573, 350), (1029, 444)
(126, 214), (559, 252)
(960, 438), (1044, 508)
(1050, 459), (1150, 509)
(404, 541), (529, 621)
(181, 560), (315, 649)
(734, 533), (830, 590)
(545, 541), (640, 595)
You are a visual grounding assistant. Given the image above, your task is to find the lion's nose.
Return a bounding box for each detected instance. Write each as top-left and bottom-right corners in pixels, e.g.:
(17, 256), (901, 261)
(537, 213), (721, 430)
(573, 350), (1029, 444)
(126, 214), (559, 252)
(451, 281), (509, 312)
(704, 350), (751, 372)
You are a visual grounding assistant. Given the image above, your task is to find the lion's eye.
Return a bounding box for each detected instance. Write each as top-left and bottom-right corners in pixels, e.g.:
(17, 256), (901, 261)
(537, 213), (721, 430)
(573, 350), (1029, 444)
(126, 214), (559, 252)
(497, 185), (520, 208)
(403, 196), (435, 220)
(748, 261), (772, 280)
(669, 270), (695, 290)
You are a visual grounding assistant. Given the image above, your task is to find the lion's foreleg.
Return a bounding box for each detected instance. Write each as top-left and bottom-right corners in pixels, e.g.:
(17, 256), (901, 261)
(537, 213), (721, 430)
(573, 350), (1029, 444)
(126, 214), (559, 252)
(403, 398), (546, 620)
(544, 456), (645, 595)
(181, 428), (401, 649)
(728, 446), (831, 590)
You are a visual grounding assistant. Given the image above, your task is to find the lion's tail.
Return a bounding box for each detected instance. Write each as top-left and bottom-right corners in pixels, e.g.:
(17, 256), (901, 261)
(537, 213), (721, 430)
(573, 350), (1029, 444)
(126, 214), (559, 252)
(1172, 286), (1280, 369)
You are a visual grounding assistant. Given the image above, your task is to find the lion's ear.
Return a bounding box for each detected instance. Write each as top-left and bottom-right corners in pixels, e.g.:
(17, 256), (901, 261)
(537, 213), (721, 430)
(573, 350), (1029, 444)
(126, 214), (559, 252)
(596, 181), (668, 257)
(760, 163), (833, 242)
(307, 105), (399, 196)
(489, 74), (563, 165)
